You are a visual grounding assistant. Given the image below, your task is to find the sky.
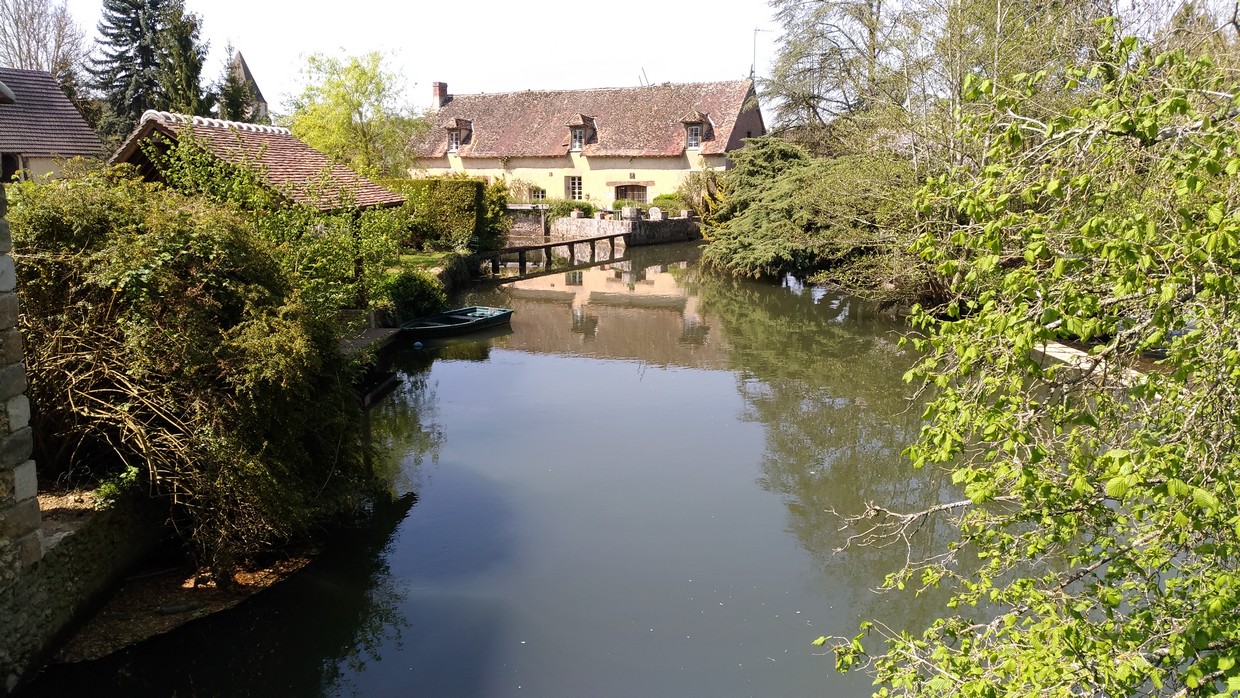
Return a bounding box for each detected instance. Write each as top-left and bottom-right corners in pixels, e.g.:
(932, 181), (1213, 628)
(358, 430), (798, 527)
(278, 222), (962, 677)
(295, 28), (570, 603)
(64, 0), (783, 119)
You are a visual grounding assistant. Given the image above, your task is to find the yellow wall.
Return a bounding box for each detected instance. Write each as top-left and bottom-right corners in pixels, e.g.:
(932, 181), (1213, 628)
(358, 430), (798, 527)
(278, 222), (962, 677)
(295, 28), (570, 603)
(412, 152), (729, 205)
(23, 158), (59, 179)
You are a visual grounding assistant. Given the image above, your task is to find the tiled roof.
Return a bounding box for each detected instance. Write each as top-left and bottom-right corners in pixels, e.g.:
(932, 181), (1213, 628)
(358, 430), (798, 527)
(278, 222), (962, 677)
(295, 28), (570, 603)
(413, 79), (762, 160)
(113, 111), (405, 211)
(0, 68), (103, 158)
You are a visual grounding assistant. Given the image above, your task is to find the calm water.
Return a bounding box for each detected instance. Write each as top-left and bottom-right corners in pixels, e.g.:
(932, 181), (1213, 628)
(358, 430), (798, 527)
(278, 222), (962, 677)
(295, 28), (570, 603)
(22, 242), (955, 697)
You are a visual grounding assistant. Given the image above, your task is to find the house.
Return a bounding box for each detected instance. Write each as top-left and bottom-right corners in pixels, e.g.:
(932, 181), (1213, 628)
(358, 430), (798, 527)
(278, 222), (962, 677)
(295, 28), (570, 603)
(411, 79), (764, 206)
(0, 67), (104, 180)
(113, 110), (405, 211)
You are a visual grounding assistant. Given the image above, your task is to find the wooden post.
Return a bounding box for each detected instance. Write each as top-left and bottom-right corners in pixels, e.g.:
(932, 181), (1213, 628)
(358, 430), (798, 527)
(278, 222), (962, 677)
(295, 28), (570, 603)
(519, 250), (527, 275)
(491, 255), (500, 275)
(567, 241), (576, 265)
(590, 240), (597, 263)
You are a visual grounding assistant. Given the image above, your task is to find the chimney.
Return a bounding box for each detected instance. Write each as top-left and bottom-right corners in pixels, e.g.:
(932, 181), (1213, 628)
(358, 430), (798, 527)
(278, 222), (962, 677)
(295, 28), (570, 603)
(432, 82), (449, 110)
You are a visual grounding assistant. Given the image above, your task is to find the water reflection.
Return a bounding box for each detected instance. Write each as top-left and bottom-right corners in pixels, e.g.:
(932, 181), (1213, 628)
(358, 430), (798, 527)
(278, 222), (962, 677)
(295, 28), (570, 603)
(19, 495), (416, 697)
(466, 243), (955, 630)
(696, 275), (955, 625)
(24, 242), (951, 696)
(468, 245), (728, 369)
(18, 366), (450, 698)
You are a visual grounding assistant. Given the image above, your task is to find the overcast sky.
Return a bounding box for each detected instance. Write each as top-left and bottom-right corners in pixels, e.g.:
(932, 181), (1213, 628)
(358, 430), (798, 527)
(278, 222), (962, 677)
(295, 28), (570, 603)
(64, 0), (782, 119)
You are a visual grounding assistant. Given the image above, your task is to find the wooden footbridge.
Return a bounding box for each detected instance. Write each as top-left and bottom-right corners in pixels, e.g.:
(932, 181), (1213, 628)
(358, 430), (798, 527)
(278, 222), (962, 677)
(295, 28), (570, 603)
(474, 232), (628, 278)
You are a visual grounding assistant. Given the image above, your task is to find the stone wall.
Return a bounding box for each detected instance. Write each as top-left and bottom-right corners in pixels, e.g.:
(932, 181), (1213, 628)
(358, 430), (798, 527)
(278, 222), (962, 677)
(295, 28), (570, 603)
(0, 498), (162, 694)
(0, 181), (39, 693)
(549, 215), (699, 249)
(506, 205), (547, 236)
(0, 183), (39, 601)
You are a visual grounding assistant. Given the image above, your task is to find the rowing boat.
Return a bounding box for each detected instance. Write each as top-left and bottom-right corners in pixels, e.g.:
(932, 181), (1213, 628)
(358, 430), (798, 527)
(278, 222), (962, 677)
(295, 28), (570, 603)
(400, 306), (514, 339)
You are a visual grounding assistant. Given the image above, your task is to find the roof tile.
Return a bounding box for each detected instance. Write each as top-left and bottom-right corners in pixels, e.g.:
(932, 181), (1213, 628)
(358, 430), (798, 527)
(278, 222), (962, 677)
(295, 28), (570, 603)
(0, 68), (103, 158)
(113, 111), (405, 211)
(413, 79), (761, 160)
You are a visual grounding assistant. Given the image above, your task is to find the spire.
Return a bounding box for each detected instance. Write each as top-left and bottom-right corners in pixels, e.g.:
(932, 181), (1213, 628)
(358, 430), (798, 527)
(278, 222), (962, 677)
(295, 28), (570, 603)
(229, 51), (268, 122)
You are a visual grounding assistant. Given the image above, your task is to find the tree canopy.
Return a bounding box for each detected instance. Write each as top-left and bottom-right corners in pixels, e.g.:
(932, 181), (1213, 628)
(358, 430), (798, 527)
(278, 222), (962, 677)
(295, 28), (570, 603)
(286, 52), (425, 179)
(831, 30), (1240, 696)
(153, 0), (210, 116)
(0, 0), (85, 81)
(88, 0), (211, 141)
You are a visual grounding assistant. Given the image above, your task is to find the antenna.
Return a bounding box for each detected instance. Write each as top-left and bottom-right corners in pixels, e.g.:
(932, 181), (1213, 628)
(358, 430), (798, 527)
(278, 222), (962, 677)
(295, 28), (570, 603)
(642, 68), (650, 86)
(752, 28), (773, 79)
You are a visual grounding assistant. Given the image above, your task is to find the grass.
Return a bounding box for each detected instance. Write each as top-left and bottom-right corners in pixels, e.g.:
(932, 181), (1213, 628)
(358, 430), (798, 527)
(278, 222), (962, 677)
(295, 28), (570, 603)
(396, 251), (456, 272)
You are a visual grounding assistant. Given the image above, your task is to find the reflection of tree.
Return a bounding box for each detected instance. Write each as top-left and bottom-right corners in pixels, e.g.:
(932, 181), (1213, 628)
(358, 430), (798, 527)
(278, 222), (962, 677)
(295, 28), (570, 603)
(368, 352), (444, 494)
(697, 276), (954, 622)
(20, 495), (417, 697)
(21, 359), (455, 697)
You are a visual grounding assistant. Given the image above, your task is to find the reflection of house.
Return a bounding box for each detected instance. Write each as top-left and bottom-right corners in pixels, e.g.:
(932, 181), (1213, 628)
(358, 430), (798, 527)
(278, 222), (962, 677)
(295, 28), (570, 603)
(411, 80), (764, 205)
(0, 68), (103, 180)
(112, 111), (404, 211)
(499, 261), (724, 368)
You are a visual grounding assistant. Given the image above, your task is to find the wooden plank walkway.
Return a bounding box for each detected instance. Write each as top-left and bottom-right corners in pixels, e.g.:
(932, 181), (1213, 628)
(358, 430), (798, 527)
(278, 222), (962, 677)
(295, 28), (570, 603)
(474, 232), (627, 277)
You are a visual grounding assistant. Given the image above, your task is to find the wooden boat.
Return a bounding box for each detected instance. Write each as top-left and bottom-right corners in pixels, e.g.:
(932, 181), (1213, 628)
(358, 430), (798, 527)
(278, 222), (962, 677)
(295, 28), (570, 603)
(400, 306), (513, 339)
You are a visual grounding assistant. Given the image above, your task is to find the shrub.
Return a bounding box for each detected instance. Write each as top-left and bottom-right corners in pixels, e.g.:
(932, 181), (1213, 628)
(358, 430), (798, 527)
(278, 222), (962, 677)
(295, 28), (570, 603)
(701, 138), (923, 302)
(478, 177), (510, 251)
(382, 270), (447, 323)
(381, 176), (485, 251)
(8, 167), (375, 580)
(652, 193), (687, 212)
(546, 198), (596, 220)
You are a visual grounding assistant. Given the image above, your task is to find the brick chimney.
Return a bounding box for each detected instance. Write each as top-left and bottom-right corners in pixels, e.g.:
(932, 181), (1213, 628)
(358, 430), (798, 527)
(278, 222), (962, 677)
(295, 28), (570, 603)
(432, 82), (449, 110)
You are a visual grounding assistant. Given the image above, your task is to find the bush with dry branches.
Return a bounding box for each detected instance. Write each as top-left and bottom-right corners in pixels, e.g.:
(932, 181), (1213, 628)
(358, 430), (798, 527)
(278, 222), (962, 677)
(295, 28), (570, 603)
(7, 165), (374, 579)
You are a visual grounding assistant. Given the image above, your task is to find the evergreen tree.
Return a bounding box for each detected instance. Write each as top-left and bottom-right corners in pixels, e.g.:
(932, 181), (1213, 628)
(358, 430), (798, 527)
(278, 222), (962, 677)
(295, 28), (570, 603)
(155, 0), (210, 116)
(88, 0), (169, 140)
(215, 44), (257, 122)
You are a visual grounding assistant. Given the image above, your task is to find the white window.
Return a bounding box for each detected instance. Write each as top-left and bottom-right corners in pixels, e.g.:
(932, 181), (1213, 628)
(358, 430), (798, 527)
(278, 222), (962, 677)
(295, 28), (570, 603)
(448, 130), (460, 152)
(566, 176), (583, 200)
(687, 125), (701, 149)
(530, 186), (546, 201)
(571, 127), (585, 151)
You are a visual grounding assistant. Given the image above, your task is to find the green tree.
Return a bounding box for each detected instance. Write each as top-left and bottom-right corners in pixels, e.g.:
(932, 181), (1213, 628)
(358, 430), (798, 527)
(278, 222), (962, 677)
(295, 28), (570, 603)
(832, 34), (1240, 696)
(154, 0), (210, 116)
(215, 43), (260, 122)
(287, 52), (425, 178)
(766, 0), (909, 154)
(88, 0), (169, 140)
(699, 136), (928, 302)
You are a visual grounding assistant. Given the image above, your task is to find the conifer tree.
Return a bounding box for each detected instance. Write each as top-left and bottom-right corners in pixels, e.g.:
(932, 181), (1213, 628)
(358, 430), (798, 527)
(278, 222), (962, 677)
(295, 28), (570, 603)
(88, 0), (169, 140)
(155, 0), (210, 116)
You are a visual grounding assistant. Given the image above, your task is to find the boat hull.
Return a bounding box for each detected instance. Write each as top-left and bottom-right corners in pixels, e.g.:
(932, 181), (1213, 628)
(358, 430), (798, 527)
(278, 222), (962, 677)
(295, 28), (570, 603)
(400, 306), (514, 339)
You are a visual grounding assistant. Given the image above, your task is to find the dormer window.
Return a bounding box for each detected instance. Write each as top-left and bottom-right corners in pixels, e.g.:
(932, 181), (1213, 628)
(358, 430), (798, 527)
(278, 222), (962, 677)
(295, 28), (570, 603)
(565, 114), (595, 152)
(679, 110), (710, 150)
(444, 117), (472, 154)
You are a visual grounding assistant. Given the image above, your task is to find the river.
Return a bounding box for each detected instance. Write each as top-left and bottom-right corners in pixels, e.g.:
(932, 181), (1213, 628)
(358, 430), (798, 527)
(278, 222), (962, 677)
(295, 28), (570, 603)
(21, 242), (956, 696)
